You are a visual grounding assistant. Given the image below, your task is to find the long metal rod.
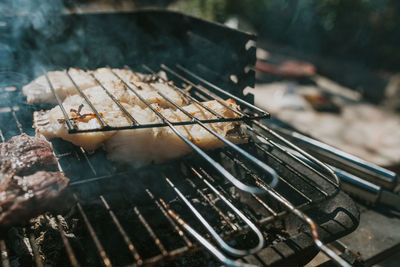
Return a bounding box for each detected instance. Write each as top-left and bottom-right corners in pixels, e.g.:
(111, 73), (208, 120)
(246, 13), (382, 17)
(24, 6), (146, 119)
(158, 198), (256, 267)
(11, 109), (23, 134)
(57, 218), (81, 267)
(133, 206), (168, 257)
(164, 176), (264, 257)
(74, 194), (112, 267)
(29, 233), (43, 267)
(0, 129), (4, 143)
(65, 117), (247, 133)
(109, 68), (271, 194)
(100, 196), (143, 265)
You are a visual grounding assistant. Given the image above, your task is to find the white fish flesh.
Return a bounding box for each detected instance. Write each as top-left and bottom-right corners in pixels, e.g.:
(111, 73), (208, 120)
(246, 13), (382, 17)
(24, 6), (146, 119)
(30, 68), (244, 167)
(104, 100), (242, 167)
(22, 67), (168, 105)
(23, 68), (95, 104)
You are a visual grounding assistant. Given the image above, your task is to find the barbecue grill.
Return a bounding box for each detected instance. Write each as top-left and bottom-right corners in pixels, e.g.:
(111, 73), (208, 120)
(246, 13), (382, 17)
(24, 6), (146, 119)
(0, 10), (359, 266)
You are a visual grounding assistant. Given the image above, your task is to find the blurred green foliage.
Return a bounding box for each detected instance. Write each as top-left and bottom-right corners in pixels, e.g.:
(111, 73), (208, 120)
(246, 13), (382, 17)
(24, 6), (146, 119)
(171, 0), (400, 69)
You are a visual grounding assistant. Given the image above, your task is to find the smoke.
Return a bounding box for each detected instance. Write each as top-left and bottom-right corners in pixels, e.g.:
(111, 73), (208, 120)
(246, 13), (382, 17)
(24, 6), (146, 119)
(0, 0), (68, 78)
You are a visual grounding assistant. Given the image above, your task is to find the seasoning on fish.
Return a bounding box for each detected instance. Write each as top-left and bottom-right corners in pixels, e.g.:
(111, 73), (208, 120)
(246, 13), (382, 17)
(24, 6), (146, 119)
(28, 68), (244, 167)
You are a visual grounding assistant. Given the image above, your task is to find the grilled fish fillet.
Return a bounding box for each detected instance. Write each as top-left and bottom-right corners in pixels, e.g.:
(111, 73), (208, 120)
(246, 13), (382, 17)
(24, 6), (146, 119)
(23, 68), (95, 104)
(22, 67), (165, 104)
(34, 99), (241, 166)
(104, 100), (242, 167)
(30, 68), (243, 167)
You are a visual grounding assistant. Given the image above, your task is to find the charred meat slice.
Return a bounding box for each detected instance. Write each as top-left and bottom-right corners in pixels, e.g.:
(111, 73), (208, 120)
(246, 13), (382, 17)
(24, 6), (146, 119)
(0, 134), (70, 227)
(0, 171), (70, 227)
(0, 133), (58, 176)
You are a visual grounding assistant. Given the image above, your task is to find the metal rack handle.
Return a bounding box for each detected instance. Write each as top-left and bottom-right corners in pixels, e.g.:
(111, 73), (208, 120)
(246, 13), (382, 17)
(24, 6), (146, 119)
(109, 67), (277, 194)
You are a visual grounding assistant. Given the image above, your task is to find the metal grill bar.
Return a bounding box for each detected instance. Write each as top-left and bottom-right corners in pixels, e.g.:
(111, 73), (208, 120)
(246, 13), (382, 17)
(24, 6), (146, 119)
(74, 194), (112, 267)
(250, 193), (278, 217)
(28, 233), (43, 267)
(57, 218), (80, 267)
(80, 147), (97, 176)
(99, 196), (143, 265)
(158, 198), (255, 267)
(133, 206), (168, 257)
(11, 109), (23, 134)
(0, 129), (4, 143)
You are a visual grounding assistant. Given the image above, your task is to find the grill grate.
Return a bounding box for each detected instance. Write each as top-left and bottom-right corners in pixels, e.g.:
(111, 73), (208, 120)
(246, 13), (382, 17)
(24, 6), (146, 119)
(48, 65), (268, 134)
(0, 65), (351, 267)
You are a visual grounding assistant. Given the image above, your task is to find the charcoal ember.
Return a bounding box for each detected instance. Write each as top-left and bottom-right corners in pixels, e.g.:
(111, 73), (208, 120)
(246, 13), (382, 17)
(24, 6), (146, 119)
(29, 214), (80, 266)
(0, 171), (71, 227)
(0, 133), (58, 176)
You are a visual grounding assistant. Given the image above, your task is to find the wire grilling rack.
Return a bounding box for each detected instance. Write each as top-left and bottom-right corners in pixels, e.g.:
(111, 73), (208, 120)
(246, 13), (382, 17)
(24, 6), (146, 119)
(0, 65), (352, 267)
(47, 65), (269, 134)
